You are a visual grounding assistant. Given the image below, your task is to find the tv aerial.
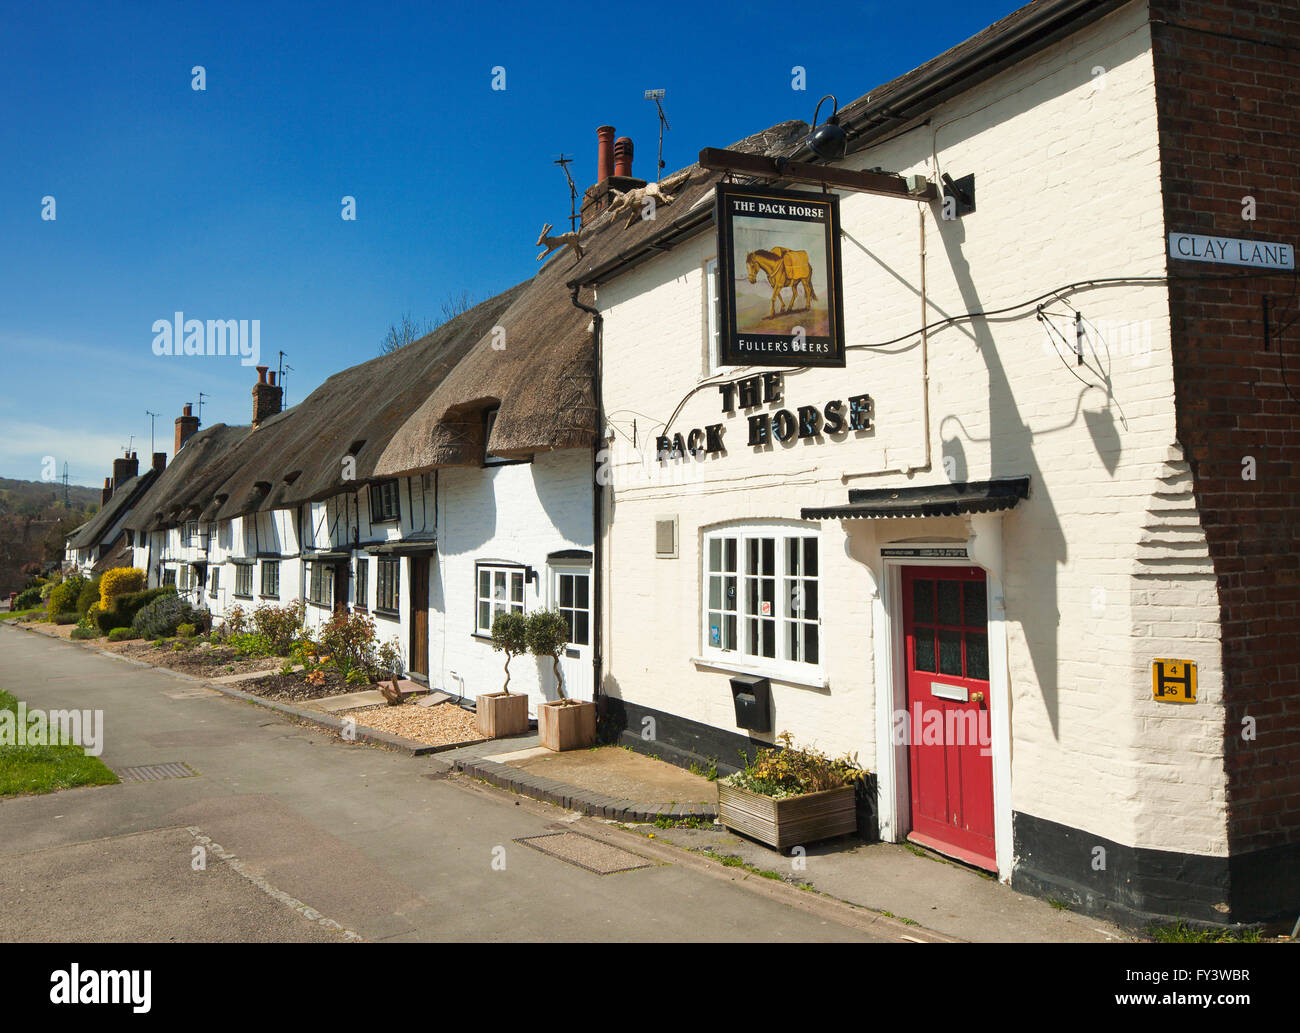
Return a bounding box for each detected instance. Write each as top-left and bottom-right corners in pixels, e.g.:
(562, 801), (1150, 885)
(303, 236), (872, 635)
(553, 153), (579, 232)
(644, 89), (670, 183)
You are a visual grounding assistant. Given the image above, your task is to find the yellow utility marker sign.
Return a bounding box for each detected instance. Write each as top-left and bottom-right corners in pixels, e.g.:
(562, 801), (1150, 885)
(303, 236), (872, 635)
(1152, 659), (1197, 703)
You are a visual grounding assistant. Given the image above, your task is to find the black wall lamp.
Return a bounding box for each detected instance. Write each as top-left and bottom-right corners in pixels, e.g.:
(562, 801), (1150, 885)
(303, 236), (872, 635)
(805, 95), (847, 163)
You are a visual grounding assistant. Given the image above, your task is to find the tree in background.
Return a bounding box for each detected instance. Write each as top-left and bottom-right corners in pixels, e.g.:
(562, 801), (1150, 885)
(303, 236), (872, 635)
(378, 292), (476, 355)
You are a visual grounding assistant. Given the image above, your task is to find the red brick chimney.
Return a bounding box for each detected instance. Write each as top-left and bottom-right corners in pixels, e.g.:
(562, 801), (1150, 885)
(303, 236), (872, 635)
(614, 136), (633, 178)
(112, 451), (139, 490)
(101, 477), (112, 505)
(252, 365), (283, 428)
(175, 404), (199, 454)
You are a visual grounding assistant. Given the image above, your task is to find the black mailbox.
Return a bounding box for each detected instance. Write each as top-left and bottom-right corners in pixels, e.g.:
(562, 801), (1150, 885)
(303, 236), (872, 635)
(730, 674), (771, 733)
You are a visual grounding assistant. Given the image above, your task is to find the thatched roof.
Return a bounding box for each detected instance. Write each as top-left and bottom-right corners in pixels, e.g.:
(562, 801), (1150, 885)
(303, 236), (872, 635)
(66, 468), (160, 549)
(121, 424), (251, 532)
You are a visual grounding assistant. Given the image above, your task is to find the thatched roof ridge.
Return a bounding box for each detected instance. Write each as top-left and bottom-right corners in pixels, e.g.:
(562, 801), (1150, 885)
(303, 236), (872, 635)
(121, 424), (250, 533)
(66, 468), (160, 549)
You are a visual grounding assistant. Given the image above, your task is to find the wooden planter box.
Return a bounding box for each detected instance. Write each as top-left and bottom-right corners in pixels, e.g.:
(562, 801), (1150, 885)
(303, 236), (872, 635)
(717, 782), (857, 850)
(476, 691), (530, 738)
(538, 699), (597, 752)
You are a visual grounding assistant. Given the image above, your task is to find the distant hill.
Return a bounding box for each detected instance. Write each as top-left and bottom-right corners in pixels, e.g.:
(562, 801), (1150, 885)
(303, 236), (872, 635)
(0, 477), (102, 596)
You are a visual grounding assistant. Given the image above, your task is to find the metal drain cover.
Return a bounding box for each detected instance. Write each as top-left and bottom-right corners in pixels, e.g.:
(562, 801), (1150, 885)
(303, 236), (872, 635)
(116, 761), (199, 782)
(515, 832), (654, 875)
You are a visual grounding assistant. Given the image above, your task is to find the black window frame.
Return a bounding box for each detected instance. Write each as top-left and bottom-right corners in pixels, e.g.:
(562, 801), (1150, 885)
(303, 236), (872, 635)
(354, 557), (369, 611)
(233, 562), (254, 599)
(369, 480), (401, 523)
(376, 556), (399, 616)
(260, 560), (280, 599)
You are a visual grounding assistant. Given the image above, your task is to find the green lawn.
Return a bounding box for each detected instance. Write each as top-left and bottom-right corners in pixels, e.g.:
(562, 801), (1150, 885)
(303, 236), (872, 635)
(0, 690), (119, 796)
(0, 607), (49, 621)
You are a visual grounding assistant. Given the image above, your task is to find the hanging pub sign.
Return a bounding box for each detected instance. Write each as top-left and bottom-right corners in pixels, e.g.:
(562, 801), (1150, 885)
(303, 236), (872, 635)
(715, 182), (846, 368)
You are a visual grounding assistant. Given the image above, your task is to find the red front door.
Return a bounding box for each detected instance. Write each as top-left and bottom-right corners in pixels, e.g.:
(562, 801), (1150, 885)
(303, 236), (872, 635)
(902, 566), (995, 871)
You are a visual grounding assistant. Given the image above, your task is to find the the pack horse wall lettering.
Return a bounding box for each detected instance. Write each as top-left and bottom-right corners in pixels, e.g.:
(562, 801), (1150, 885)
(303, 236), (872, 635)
(745, 247), (817, 318)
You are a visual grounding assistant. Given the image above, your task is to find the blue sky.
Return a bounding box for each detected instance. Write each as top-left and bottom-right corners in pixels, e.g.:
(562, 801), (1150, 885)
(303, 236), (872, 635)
(0, 0), (1021, 486)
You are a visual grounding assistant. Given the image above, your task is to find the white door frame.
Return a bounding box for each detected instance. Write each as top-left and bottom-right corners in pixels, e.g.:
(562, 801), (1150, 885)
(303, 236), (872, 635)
(548, 561), (593, 702)
(870, 514), (1013, 881)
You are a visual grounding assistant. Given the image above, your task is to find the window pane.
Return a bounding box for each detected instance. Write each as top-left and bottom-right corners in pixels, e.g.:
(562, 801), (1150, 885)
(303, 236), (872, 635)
(912, 580), (933, 623)
(724, 538), (736, 572)
(787, 537), (799, 575)
(575, 575), (588, 609)
(725, 576), (736, 609)
(803, 538), (818, 577)
(494, 571), (505, 599)
(708, 614), (723, 647)
(709, 538), (721, 572)
(510, 572), (523, 603)
(805, 624), (819, 665)
(966, 632), (988, 680)
(761, 537), (774, 574)
(478, 601), (490, 631)
(574, 611), (589, 645)
(938, 628), (963, 675)
(724, 614), (736, 650)
(964, 581), (987, 628)
(709, 576), (721, 610)
(803, 581), (818, 620)
(938, 580), (961, 626)
(479, 570), (489, 598)
(914, 628), (936, 672)
(560, 574), (573, 607)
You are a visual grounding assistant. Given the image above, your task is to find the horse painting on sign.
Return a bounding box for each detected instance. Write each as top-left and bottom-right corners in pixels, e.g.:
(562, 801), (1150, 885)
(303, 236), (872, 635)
(745, 247), (817, 317)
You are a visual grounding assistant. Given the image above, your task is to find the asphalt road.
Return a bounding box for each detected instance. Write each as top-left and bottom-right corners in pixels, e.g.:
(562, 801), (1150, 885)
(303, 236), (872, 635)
(0, 624), (899, 943)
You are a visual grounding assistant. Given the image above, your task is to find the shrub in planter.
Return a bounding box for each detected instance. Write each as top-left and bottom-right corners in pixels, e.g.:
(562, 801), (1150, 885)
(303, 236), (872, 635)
(107, 627), (138, 642)
(479, 611), (531, 738)
(717, 732), (867, 850)
(527, 608), (596, 751)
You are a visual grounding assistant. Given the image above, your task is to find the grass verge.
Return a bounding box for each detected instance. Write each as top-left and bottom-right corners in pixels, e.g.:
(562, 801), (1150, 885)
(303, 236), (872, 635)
(0, 689), (119, 797)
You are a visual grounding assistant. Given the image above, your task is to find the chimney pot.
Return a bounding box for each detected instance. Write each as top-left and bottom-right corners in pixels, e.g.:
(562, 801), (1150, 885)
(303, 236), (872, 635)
(175, 404), (200, 454)
(614, 136), (634, 178)
(101, 477), (112, 505)
(596, 126), (615, 184)
(256, 365), (269, 385)
(269, 371), (277, 387)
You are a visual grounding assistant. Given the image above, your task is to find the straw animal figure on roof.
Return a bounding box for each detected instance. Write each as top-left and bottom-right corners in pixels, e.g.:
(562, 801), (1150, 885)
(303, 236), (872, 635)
(605, 168), (693, 229)
(536, 223), (583, 262)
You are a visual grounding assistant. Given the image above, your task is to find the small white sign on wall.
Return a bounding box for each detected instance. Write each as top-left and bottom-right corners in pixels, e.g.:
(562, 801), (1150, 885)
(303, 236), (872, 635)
(1168, 232), (1294, 271)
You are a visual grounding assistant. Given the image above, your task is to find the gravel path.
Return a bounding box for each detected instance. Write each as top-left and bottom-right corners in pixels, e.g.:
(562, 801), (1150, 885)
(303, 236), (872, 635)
(346, 702), (484, 749)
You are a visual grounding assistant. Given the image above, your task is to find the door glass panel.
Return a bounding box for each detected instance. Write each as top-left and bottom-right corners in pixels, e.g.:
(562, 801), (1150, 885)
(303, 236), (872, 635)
(938, 628), (963, 675)
(914, 628), (936, 672)
(575, 575), (588, 608)
(937, 581), (961, 626)
(574, 611), (589, 645)
(559, 574), (573, 607)
(964, 581), (987, 628)
(912, 580), (933, 623)
(966, 632), (989, 680)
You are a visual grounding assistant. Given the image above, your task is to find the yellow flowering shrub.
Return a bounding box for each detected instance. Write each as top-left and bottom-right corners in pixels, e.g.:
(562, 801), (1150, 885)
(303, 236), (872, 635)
(99, 567), (146, 609)
(724, 732), (869, 799)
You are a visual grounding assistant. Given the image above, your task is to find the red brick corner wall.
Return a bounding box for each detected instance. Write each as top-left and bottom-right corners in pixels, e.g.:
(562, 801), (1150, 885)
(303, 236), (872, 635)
(1149, 0), (1300, 888)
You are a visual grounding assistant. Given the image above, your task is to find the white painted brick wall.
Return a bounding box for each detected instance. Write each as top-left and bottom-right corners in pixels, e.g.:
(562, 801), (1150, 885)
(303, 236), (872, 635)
(594, 2), (1228, 857)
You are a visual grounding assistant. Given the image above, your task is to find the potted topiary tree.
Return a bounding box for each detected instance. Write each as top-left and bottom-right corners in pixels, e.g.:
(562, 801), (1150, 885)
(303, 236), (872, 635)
(528, 608), (596, 751)
(479, 610), (531, 737)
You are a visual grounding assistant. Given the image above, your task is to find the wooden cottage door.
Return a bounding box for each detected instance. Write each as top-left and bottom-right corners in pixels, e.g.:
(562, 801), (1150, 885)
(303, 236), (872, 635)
(902, 566), (996, 871)
(409, 557), (429, 681)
